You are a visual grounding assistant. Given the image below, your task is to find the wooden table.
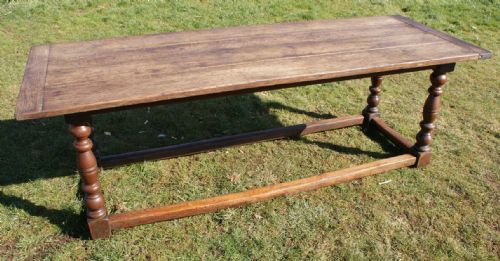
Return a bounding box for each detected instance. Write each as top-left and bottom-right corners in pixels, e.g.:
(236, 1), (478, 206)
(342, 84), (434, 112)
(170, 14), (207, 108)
(15, 15), (490, 239)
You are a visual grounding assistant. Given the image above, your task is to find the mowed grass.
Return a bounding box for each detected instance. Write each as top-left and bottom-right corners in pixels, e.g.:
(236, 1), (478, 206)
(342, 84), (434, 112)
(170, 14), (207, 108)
(0, 0), (499, 259)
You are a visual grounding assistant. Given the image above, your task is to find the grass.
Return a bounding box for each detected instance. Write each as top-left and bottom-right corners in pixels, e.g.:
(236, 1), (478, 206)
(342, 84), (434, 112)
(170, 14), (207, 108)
(0, 0), (498, 259)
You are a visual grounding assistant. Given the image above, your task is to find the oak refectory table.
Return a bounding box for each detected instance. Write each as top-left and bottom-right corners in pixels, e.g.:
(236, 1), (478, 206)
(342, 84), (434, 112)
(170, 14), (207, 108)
(15, 16), (491, 239)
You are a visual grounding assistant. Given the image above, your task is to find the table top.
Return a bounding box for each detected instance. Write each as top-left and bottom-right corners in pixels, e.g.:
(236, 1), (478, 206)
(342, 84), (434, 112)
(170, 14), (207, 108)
(15, 15), (490, 120)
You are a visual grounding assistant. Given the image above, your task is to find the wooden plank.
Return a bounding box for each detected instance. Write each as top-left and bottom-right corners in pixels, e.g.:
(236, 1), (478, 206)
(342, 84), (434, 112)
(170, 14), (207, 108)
(15, 16), (491, 120)
(299, 115), (365, 135)
(100, 115), (364, 168)
(108, 154), (417, 229)
(47, 24), (420, 69)
(46, 31), (439, 78)
(41, 42), (476, 116)
(15, 45), (50, 118)
(50, 16), (401, 58)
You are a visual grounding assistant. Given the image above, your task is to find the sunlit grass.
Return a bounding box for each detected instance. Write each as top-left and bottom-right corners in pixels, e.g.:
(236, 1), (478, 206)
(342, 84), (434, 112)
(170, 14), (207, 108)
(0, 0), (498, 259)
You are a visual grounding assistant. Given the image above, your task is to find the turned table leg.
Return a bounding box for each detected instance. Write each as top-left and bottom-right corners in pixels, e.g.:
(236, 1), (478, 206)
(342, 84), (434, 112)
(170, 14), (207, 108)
(363, 76), (383, 122)
(66, 114), (111, 239)
(362, 75), (383, 127)
(413, 64), (455, 167)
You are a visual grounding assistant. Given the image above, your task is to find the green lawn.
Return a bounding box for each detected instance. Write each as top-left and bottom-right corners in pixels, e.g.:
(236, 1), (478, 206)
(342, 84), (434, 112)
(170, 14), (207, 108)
(0, 0), (499, 260)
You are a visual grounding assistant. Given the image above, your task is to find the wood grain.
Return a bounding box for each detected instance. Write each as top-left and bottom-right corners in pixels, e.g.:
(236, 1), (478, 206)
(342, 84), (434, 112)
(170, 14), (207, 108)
(15, 16), (491, 120)
(109, 154), (417, 229)
(15, 45), (50, 118)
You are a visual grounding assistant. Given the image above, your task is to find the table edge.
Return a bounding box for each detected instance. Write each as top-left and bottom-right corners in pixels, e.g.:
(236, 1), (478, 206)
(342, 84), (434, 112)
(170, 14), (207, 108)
(15, 58), (470, 121)
(15, 45), (50, 121)
(14, 16), (492, 121)
(392, 15), (492, 59)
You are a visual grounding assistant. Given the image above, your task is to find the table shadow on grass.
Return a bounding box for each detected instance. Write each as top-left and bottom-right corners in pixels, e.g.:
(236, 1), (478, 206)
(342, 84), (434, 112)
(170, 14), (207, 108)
(299, 127), (405, 159)
(0, 93), (402, 238)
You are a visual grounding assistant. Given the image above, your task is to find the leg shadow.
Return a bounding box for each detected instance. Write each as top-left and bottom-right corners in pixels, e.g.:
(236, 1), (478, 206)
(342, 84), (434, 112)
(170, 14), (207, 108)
(0, 92), (404, 238)
(363, 124), (409, 155)
(265, 101), (335, 119)
(0, 118), (74, 186)
(0, 191), (87, 238)
(0, 93), (286, 238)
(298, 136), (396, 159)
(296, 123), (405, 159)
(92, 94), (289, 156)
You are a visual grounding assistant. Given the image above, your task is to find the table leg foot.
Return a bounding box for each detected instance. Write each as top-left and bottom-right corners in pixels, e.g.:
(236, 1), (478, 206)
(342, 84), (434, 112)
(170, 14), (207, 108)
(88, 218), (111, 239)
(414, 151), (432, 167)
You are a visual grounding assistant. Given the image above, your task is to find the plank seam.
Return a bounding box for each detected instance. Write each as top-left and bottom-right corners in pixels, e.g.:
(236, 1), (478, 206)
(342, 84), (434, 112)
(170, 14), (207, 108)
(55, 23), (412, 57)
(49, 16), (400, 48)
(40, 44), (51, 112)
(47, 41), (445, 88)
